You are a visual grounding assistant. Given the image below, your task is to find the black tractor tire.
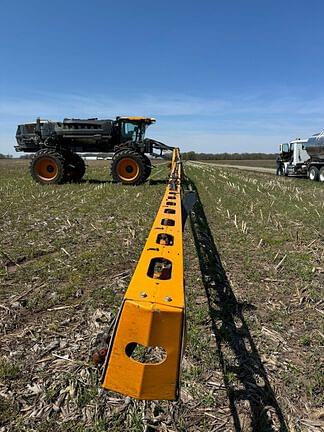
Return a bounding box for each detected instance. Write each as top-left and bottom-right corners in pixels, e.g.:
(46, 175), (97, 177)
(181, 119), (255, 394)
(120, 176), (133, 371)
(142, 154), (152, 181)
(111, 150), (147, 185)
(319, 167), (324, 182)
(65, 152), (86, 182)
(308, 166), (319, 181)
(30, 149), (66, 185)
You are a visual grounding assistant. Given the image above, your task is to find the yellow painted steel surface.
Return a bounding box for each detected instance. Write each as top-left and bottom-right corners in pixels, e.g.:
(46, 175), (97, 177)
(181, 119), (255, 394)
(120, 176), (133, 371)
(102, 148), (184, 400)
(118, 116), (156, 124)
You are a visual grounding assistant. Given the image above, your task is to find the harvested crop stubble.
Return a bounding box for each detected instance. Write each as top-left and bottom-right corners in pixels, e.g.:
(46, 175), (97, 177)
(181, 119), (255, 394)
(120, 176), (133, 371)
(0, 159), (323, 431)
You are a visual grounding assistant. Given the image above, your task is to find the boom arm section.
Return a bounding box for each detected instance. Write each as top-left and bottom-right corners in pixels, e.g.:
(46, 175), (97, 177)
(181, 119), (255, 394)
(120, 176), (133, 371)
(102, 148), (184, 400)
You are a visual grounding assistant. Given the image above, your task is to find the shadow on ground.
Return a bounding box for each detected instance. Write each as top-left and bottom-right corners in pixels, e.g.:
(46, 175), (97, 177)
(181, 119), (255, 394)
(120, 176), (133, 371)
(81, 179), (114, 184)
(186, 176), (288, 432)
(147, 179), (168, 185)
(79, 178), (168, 185)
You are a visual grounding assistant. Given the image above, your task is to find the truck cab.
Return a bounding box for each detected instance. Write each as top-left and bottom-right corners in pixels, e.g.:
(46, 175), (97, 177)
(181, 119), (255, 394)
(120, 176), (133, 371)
(279, 139), (309, 176)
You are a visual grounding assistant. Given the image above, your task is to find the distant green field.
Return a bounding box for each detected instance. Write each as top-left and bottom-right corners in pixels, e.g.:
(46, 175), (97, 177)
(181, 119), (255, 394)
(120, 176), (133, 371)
(0, 159), (323, 431)
(203, 159), (276, 168)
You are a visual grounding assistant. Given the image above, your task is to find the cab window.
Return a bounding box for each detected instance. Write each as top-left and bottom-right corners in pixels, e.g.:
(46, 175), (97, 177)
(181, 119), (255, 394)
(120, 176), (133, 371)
(281, 143), (289, 153)
(121, 122), (138, 140)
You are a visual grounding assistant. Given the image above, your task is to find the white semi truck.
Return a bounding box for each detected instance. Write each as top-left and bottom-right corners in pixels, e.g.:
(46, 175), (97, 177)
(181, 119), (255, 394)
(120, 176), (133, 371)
(277, 131), (324, 181)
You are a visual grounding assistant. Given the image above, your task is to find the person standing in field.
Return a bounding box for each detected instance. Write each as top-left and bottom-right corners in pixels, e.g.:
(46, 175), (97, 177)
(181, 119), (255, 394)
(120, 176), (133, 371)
(276, 154), (284, 175)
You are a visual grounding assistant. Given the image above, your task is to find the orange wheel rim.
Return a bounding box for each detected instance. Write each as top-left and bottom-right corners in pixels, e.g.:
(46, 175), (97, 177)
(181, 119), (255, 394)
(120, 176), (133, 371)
(35, 157), (59, 181)
(117, 158), (140, 181)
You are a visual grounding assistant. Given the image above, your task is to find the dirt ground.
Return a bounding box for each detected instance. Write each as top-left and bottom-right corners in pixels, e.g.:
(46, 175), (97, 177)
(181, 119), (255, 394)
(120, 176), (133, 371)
(0, 159), (323, 431)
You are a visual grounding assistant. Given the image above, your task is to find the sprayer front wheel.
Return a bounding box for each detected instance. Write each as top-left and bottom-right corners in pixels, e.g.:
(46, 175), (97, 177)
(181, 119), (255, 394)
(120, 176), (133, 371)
(111, 150), (147, 185)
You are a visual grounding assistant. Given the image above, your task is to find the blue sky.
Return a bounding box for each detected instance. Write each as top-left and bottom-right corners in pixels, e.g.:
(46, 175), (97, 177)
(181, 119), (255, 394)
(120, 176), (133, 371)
(1, 0), (324, 154)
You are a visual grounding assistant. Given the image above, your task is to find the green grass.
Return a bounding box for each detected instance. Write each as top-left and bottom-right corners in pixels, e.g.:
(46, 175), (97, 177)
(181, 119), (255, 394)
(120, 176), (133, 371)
(185, 162), (324, 417)
(0, 357), (21, 379)
(0, 160), (165, 311)
(0, 159), (323, 431)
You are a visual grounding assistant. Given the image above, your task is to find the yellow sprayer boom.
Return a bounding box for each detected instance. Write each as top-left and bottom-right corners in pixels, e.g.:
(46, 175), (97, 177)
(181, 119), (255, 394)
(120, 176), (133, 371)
(102, 148), (185, 400)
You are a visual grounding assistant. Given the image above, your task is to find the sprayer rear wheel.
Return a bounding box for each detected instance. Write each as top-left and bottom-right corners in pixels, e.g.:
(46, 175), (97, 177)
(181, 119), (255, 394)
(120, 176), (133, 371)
(30, 149), (66, 185)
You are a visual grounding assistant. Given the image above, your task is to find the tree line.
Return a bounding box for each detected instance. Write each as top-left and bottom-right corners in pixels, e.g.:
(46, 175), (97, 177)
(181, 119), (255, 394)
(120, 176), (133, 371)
(180, 151), (276, 160)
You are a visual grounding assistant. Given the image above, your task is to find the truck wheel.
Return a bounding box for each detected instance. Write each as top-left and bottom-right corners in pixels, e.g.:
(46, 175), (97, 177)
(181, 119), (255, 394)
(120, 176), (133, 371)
(30, 149), (66, 185)
(111, 150), (146, 185)
(309, 166), (319, 181)
(143, 155), (152, 181)
(319, 167), (324, 182)
(65, 152), (86, 182)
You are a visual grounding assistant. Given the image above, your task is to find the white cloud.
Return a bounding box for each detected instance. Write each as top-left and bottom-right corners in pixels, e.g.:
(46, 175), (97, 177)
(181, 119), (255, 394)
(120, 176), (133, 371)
(154, 132), (283, 153)
(2, 90), (324, 118)
(1, 89), (324, 154)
